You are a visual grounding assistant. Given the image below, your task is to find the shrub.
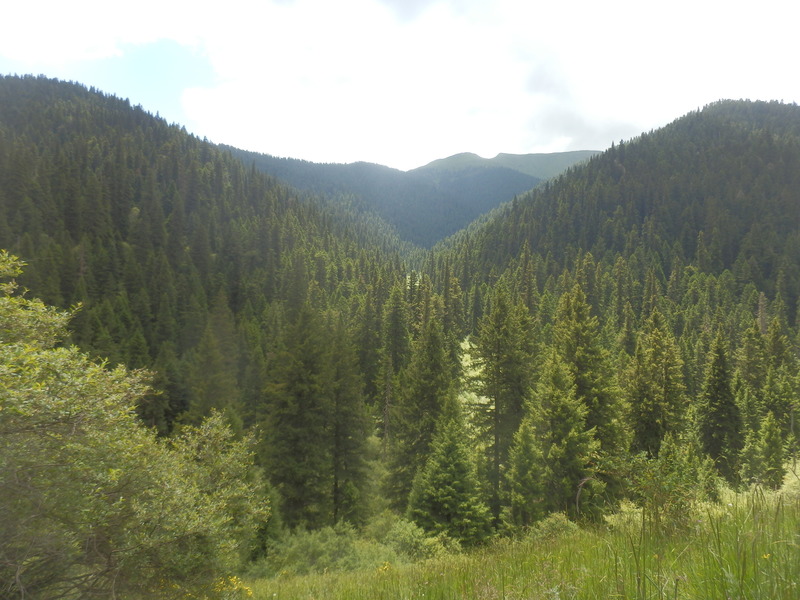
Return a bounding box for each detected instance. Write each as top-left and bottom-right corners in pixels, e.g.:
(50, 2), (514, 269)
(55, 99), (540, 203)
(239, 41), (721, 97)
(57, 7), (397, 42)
(252, 523), (398, 577)
(527, 512), (580, 541)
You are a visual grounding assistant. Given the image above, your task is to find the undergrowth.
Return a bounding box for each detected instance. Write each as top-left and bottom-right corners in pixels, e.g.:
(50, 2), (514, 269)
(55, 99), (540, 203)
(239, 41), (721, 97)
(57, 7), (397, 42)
(246, 474), (800, 599)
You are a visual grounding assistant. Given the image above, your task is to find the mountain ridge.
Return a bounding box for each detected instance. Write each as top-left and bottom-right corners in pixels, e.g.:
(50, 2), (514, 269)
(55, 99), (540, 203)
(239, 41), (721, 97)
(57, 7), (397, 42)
(225, 146), (558, 247)
(414, 149), (599, 179)
(222, 148), (598, 248)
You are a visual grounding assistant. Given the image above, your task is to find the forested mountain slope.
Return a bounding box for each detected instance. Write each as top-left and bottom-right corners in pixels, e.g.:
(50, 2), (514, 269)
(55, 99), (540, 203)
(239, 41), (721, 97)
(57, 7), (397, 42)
(224, 146), (543, 247)
(437, 100), (800, 319)
(0, 74), (409, 433)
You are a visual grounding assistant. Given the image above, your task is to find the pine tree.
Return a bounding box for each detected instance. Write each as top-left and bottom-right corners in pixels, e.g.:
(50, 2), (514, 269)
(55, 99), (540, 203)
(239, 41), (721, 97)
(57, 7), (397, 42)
(377, 281), (412, 451)
(736, 318), (768, 394)
(738, 427), (762, 487)
(553, 281), (626, 500)
(505, 417), (544, 528)
(615, 300), (638, 357)
(442, 270), (466, 378)
(407, 399), (491, 546)
(375, 350), (397, 458)
(145, 342), (190, 434)
(184, 292), (243, 431)
(765, 316), (792, 370)
(523, 350), (601, 520)
(761, 364), (797, 443)
(388, 316), (455, 509)
(759, 411), (785, 490)
(262, 301), (334, 529)
(328, 313), (372, 524)
(697, 333), (743, 484)
(740, 411), (785, 489)
(554, 282), (625, 453)
(184, 324), (243, 430)
(625, 308), (686, 457)
(352, 285), (382, 404)
(470, 284), (535, 525)
(635, 432), (719, 528)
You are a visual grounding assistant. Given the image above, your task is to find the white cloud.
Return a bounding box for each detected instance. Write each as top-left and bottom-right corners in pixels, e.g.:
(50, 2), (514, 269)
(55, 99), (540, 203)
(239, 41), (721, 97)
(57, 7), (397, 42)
(2, 0), (799, 169)
(181, 0), (545, 168)
(0, 0), (207, 64)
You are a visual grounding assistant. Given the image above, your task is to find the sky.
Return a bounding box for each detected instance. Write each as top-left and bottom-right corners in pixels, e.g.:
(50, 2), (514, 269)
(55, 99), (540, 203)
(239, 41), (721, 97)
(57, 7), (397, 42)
(1, 0), (798, 171)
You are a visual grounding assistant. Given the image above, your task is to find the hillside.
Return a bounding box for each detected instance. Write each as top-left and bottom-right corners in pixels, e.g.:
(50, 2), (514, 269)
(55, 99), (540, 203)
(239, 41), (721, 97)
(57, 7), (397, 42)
(0, 74), (409, 430)
(438, 100), (800, 316)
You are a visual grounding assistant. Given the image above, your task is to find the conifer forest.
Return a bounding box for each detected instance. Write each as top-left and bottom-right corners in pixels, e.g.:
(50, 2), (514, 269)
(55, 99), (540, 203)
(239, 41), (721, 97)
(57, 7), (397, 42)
(2, 75), (800, 598)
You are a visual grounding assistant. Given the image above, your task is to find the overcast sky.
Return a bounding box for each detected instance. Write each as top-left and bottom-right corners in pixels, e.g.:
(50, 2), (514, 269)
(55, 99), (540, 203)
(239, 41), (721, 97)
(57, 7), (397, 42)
(2, 0), (797, 170)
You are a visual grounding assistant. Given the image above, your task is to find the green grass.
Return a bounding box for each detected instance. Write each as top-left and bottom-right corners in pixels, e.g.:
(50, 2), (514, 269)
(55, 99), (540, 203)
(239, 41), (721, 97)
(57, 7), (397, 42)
(246, 484), (800, 599)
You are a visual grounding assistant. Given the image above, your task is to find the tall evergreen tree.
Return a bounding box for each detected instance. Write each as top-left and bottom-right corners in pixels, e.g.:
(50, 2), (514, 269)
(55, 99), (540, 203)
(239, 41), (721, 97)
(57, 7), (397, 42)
(387, 316), (455, 510)
(625, 308), (686, 457)
(327, 313), (373, 524)
(736, 318), (768, 394)
(553, 281), (626, 498)
(554, 282), (626, 452)
(740, 411), (786, 489)
(470, 284), (535, 526)
(517, 350), (602, 520)
(505, 417), (545, 528)
(262, 301), (334, 529)
(697, 333), (743, 484)
(759, 411), (787, 490)
(352, 285), (382, 404)
(765, 316), (792, 370)
(138, 342), (189, 435)
(184, 322), (243, 431)
(376, 281), (412, 453)
(761, 364), (798, 442)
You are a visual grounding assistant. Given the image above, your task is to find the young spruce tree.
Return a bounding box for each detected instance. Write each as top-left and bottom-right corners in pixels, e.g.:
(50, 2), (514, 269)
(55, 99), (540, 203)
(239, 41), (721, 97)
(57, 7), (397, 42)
(697, 332), (743, 484)
(553, 281), (626, 500)
(262, 300), (334, 529)
(327, 313), (372, 525)
(407, 398), (491, 546)
(625, 308), (686, 457)
(508, 349), (601, 522)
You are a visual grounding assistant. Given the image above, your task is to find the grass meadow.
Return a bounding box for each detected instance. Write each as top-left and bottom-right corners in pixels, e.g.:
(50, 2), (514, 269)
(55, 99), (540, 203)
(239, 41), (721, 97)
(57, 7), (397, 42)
(246, 480), (800, 600)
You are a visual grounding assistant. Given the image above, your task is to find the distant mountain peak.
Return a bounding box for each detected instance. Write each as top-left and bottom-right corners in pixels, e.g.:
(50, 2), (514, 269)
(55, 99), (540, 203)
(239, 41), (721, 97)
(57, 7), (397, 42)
(415, 150), (599, 180)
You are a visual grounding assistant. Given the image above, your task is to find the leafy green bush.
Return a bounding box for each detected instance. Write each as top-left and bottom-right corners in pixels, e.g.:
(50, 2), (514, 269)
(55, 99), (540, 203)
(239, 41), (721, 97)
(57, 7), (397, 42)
(527, 512), (580, 541)
(363, 510), (457, 559)
(251, 523), (398, 577)
(630, 433), (719, 531)
(249, 511), (460, 578)
(382, 515), (458, 559)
